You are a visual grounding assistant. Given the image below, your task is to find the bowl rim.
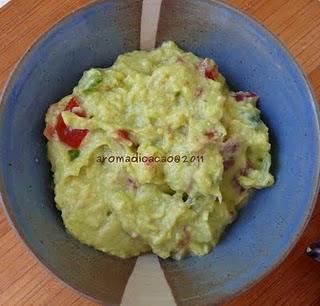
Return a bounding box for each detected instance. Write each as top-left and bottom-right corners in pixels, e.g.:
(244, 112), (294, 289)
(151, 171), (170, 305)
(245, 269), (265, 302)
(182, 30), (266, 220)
(0, 0), (319, 304)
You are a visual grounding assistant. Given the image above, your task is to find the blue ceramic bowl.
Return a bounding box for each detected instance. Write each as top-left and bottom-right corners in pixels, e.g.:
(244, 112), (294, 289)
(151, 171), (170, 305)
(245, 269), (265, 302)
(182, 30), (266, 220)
(0, 0), (319, 305)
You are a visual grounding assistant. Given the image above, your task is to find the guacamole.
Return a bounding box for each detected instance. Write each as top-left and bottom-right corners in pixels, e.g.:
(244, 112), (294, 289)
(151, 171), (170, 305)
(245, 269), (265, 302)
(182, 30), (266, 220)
(44, 41), (274, 259)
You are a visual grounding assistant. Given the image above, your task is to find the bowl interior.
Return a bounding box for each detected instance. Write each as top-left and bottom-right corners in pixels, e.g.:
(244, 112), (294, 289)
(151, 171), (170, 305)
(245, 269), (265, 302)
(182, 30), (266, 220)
(0, 0), (319, 305)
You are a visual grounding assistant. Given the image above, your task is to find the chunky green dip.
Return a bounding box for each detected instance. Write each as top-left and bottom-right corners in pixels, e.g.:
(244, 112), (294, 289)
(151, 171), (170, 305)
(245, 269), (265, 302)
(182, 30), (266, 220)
(44, 41), (274, 259)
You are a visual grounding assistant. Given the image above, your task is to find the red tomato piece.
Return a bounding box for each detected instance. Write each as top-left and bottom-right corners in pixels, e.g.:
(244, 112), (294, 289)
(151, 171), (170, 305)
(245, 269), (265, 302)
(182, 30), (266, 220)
(198, 58), (219, 80)
(64, 97), (86, 117)
(234, 91), (257, 102)
(43, 124), (55, 140)
(205, 131), (215, 139)
(205, 67), (219, 80)
(116, 128), (131, 141)
(223, 158), (235, 170)
(116, 128), (139, 149)
(55, 114), (88, 149)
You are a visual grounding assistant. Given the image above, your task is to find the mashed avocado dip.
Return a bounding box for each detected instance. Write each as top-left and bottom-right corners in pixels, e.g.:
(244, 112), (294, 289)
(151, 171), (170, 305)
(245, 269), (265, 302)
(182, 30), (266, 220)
(44, 41), (274, 259)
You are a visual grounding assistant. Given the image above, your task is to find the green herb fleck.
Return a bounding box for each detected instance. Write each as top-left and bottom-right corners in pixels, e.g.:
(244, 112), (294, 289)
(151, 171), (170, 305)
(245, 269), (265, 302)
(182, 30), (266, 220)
(68, 149), (80, 161)
(78, 69), (103, 93)
(248, 115), (262, 125)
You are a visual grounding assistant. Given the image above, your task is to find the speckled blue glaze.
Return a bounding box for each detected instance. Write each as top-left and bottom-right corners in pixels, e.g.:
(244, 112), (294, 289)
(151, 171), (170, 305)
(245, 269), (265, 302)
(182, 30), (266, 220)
(0, 0), (319, 305)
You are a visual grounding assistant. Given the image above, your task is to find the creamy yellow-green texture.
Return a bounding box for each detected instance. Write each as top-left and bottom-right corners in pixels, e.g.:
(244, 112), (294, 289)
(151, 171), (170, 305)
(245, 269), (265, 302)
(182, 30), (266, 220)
(44, 41), (274, 259)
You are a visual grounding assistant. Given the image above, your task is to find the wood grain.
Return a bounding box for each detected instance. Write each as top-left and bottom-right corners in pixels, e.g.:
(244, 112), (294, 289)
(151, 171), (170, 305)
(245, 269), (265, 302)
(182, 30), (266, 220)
(0, 0), (320, 305)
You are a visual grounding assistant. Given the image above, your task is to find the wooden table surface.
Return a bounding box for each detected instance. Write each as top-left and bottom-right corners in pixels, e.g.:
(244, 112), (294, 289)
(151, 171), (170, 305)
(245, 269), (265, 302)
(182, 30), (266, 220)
(1, 0), (320, 305)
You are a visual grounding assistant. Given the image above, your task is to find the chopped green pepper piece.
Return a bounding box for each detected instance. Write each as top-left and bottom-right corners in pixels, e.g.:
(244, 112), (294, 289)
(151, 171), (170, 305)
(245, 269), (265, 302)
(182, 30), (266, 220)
(68, 149), (80, 161)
